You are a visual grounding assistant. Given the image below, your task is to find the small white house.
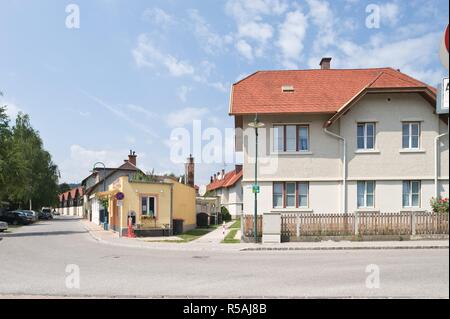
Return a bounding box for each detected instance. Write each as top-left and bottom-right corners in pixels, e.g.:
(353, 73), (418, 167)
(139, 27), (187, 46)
(206, 166), (243, 218)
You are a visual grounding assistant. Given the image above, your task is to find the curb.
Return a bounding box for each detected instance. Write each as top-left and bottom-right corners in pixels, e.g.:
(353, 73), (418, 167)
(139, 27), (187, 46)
(241, 246), (450, 251)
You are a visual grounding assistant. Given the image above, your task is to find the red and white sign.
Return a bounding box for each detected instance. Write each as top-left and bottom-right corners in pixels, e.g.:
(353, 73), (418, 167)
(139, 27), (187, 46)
(440, 25), (449, 70)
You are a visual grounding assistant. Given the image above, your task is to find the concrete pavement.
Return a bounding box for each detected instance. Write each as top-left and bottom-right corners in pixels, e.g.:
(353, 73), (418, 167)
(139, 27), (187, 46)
(0, 217), (448, 298)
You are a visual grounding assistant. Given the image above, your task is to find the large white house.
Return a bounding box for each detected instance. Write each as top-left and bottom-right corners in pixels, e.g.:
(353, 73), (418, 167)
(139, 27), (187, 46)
(230, 58), (449, 216)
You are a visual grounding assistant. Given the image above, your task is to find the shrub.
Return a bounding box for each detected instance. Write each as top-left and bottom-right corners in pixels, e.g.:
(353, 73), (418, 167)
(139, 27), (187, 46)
(430, 197), (449, 215)
(221, 206), (232, 222)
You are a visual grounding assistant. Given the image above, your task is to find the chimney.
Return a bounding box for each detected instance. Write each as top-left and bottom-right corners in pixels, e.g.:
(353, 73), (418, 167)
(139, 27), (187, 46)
(210, 176), (213, 183)
(235, 165), (243, 173)
(213, 174), (217, 181)
(128, 150), (137, 166)
(185, 154), (195, 187)
(320, 57), (332, 70)
(221, 169), (225, 178)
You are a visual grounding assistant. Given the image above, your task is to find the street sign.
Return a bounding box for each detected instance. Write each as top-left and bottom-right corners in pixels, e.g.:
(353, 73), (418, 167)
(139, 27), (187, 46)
(252, 185), (260, 194)
(439, 25), (449, 70)
(437, 78), (449, 115)
(117, 200), (123, 207)
(115, 192), (125, 200)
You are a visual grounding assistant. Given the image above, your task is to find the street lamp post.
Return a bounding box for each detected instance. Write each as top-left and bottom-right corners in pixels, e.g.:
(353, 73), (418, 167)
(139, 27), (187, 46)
(93, 162), (107, 227)
(248, 115), (264, 243)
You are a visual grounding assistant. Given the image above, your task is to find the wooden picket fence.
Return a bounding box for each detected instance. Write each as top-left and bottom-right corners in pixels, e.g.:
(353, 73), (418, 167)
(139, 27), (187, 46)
(281, 212), (448, 241)
(242, 215), (263, 239)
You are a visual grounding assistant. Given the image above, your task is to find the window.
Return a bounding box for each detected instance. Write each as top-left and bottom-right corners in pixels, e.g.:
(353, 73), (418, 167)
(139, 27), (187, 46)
(273, 125), (310, 152)
(357, 181), (375, 208)
(141, 196), (157, 217)
(298, 126), (309, 151)
(285, 182), (296, 207)
(272, 182), (310, 208)
(357, 123), (375, 150)
(273, 183), (283, 208)
(273, 125), (284, 152)
(403, 181), (421, 208)
(298, 182), (309, 208)
(402, 122), (420, 149)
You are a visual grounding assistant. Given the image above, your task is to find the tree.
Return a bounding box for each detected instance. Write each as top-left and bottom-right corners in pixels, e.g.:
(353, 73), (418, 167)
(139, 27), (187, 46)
(0, 109), (60, 209)
(59, 183), (72, 194)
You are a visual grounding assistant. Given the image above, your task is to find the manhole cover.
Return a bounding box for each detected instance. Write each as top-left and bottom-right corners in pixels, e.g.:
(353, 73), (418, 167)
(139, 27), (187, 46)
(193, 256), (209, 259)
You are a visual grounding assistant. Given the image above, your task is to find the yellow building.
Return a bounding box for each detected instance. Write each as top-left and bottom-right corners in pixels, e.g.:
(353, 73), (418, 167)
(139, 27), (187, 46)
(98, 175), (196, 237)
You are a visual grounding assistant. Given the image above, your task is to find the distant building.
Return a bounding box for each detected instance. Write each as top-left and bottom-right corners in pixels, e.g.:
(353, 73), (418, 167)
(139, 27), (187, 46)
(206, 165), (243, 218)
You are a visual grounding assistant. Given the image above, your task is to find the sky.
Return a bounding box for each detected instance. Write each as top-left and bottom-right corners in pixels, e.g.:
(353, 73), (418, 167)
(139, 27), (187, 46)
(0, 0), (448, 186)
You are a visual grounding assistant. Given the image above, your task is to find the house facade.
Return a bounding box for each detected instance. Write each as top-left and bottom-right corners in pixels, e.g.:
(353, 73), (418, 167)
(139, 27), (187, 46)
(81, 151), (143, 225)
(206, 166), (243, 218)
(98, 175), (197, 236)
(230, 58), (449, 216)
(58, 187), (84, 217)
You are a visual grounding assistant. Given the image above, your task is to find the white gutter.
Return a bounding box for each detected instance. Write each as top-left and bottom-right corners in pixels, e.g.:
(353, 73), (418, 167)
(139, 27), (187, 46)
(435, 131), (448, 198)
(324, 128), (347, 214)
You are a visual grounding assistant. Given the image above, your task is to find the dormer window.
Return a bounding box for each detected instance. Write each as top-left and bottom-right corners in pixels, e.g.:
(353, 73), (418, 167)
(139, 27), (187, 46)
(282, 85), (294, 93)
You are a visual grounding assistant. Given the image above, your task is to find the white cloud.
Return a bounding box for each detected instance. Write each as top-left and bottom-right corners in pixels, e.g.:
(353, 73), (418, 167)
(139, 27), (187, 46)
(226, 0), (289, 60)
(236, 40), (254, 60)
(277, 10), (308, 68)
(59, 145), (127, 182)
(2, 102), (21, 119)
(142, 8), (174, 27)
(132, 34), (195, 77)
(306, 0), (336, 52)
(188, 9), (226, 54)
(334, 32), (444, 85)
(380, 2), (401, 27)
(166, 107), (209, 127)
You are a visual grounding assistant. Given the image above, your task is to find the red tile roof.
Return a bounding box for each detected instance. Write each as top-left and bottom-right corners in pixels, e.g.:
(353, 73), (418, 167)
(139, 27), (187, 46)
(230, 68), (436, 115)
(207, 169), (243, 192)
(59, 187), (83, 201)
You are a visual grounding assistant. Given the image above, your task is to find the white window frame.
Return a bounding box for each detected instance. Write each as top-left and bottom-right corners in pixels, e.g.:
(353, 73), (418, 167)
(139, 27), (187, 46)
(141, 196), (157, 217)
(273, 183), (284, 209)
(402, 122), (421, 150)
(272, 124), (310, 153)
(357, 181), (375, 208)
(402, 181), (421, 208)
(298, 182), (309, 208)
(357, 123), (376, 150)
(285, 182), (296, 208)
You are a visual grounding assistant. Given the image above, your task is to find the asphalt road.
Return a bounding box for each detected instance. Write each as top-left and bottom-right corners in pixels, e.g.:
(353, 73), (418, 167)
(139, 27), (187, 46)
(0, 217), (448, 298)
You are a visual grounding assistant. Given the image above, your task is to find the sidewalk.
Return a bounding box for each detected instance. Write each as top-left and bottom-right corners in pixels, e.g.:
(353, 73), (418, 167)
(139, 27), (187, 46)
(81, 220), (449, 252)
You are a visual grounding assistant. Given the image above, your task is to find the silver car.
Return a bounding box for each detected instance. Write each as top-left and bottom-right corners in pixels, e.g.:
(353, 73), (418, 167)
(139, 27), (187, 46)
(0, 221), (7, 232)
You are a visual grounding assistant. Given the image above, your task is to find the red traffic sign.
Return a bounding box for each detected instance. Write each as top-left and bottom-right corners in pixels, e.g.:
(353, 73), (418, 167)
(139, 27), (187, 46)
(440, 25), (449, 70)
(115, 192), (125, 200)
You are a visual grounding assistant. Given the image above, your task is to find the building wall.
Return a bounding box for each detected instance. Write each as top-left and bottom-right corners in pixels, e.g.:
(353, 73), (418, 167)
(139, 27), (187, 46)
(240, 93), (449, 215)
(341, 93), (449, 180)
(171, 181), (197, 231)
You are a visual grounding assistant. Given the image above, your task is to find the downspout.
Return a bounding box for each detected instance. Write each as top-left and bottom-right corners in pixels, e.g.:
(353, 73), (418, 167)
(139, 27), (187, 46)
(170, 185), (174, 236)
(324, 127), (347, 214)
(435, 132), (448, 198)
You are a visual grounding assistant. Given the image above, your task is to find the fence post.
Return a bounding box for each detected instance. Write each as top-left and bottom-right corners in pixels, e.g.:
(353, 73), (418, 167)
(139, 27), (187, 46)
(354, 212), (359, 236)
(411, 211), (417, 236)
(240, 214), (244, 241)
(296, 214), (300, 238)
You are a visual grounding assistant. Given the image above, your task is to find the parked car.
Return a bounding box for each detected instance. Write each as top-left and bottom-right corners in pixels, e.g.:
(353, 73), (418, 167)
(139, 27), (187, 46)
(23, 210), (38, 222)
(38, 210), (53, 220)
(0, 211), (33, 225)
(0, 221), (7, 232)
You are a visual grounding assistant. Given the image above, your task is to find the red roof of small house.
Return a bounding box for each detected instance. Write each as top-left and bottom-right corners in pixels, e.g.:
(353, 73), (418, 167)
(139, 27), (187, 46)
(230, 68), (436, 116)
(207, 169), (243, 192)
(59, 187), (83, 201)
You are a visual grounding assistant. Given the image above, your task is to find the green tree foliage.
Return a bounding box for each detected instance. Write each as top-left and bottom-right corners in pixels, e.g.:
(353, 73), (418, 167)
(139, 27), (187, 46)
(0, 107), (60, 209)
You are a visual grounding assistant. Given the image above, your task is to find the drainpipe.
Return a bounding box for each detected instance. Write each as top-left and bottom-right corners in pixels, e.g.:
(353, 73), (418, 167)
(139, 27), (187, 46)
(435, 132), (448, 198)
(324, 128), (347, 214)
(170, 185), (174, 236)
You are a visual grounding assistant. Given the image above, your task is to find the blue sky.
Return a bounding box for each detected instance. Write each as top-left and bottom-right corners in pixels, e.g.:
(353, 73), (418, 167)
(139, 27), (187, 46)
(0, 0), (448, 186)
